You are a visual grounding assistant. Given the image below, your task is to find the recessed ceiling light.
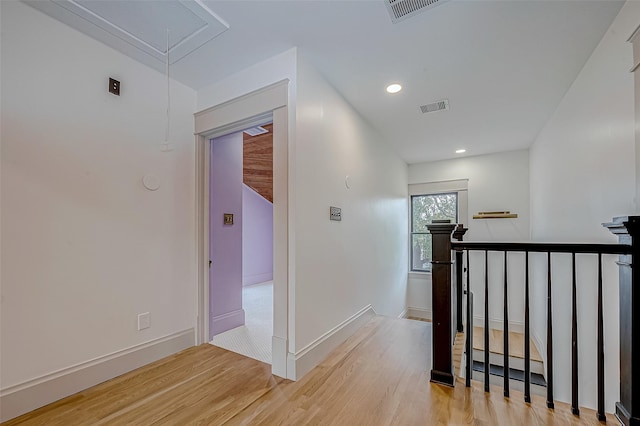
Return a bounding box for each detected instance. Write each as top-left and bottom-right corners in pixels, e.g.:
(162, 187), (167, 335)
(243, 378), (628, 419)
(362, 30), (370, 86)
(386, 83), (402, 94)
(455, 149), (466, 154)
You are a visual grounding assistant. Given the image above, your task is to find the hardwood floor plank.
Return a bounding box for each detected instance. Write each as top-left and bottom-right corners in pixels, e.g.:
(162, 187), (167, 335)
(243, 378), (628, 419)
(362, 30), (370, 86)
(3, 316), (617, 426)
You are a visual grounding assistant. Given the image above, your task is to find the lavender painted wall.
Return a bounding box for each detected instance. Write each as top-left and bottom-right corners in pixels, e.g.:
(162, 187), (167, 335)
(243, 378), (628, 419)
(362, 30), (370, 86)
(242, 184), (274, 286)
(210, 132), (244, 339)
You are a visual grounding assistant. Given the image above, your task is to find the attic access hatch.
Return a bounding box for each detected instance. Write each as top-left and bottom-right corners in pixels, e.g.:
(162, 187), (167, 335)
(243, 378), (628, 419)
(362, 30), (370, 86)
(25, 0), (229, 65)
(385, 0), (449, 24)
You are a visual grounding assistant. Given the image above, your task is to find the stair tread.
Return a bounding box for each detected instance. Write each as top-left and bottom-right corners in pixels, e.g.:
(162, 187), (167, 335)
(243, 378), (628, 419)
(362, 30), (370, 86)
(472, 361), (547, 386)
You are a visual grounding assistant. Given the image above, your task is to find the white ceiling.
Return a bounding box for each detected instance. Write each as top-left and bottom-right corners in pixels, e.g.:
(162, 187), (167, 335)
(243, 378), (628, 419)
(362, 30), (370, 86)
(27, 0), (624, 164)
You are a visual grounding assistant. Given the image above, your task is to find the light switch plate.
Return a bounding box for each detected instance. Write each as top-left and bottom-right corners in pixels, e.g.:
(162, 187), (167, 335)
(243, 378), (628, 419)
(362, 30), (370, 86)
(330, 206), (342, 221)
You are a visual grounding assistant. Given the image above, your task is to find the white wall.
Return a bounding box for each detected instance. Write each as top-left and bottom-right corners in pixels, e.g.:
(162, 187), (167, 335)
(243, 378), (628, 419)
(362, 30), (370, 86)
(197, 48), (297, 115)
(408, 150), (530, 326)
(529, 1), (640, 412)
(1, 0), (196, 392)
(293, 54), (409, 353)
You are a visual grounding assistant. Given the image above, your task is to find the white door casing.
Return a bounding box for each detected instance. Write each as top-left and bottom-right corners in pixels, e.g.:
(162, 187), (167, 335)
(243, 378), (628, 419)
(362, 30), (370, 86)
(194, 80), (291, 378)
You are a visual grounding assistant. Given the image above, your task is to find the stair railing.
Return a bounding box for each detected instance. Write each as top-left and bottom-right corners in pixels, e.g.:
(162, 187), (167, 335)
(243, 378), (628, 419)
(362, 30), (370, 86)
(427, 216), (639, 425)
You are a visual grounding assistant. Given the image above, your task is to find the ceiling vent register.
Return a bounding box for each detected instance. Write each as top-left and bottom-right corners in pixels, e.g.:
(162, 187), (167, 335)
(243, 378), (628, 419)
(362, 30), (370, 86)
(385, 0), (449, 24)
(420, 99), (449, 114)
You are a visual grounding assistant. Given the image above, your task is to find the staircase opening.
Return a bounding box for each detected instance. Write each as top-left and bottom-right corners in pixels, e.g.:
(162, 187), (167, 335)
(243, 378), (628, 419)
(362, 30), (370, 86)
(426, 217), (639, 423)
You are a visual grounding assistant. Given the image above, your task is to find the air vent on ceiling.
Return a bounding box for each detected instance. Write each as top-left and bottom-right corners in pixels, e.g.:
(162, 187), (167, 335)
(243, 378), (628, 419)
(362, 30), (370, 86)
(385, 0), (449, 24)
(420, 99), (449, 114)
(244, 126), (269, 136)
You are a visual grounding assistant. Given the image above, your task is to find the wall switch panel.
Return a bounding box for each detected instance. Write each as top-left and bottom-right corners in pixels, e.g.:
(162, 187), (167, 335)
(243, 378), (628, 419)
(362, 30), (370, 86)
(137, 312), (150, 330)
(330, 206), (342, 221)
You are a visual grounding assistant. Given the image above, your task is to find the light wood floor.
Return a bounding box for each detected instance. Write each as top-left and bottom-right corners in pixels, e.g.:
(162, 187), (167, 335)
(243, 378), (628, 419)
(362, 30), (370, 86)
(473, 326), (543, 362)
(4, 316), (614, 425)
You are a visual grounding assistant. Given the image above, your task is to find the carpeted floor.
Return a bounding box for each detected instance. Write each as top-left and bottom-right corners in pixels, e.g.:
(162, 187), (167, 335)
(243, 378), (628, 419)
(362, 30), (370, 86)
(210, 281), (273, 364)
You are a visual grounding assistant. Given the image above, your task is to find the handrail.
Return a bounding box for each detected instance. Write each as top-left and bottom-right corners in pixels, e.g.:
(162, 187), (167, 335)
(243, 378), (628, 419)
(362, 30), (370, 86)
(451, 241), (632, 255)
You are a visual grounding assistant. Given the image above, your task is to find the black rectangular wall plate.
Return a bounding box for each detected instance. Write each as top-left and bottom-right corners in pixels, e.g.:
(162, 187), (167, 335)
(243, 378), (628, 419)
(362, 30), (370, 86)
(109, 78), (120, 96)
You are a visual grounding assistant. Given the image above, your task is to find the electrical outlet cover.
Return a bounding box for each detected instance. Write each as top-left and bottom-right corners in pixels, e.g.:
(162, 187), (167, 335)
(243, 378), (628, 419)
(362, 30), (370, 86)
(137, 312), (150, 330)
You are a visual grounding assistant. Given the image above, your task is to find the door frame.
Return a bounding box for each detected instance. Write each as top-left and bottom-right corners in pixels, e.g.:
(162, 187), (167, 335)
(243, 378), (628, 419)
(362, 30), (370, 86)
(194, 80), (291, 378)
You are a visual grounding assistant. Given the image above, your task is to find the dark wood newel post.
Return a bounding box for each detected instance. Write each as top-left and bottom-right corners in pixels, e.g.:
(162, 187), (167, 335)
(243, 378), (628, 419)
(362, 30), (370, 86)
(428, 220), (457, 387)
(453, 224), (468, 333)
(604, 216), (640, 426)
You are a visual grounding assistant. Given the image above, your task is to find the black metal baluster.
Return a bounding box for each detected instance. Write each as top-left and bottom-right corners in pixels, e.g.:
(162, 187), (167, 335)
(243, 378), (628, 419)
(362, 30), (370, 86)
(572, 252), (580, 416)
(484, 250), (490, 392)
(503, 251), (510, 397)
(546, 252), (555, 409)
(456, 248), (464, 333)
(466, 250), (472, 387)
(597, 252), (605, 422)
(525, 251), (531, 403)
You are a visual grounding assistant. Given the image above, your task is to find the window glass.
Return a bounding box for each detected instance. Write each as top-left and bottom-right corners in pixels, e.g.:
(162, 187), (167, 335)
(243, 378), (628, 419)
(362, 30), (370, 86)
(411, 193), (457, 272)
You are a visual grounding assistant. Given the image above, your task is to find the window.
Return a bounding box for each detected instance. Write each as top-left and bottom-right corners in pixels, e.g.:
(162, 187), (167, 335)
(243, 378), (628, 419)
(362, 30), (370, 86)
(408, 179), (468, 273)
(411, 193), (458, 272)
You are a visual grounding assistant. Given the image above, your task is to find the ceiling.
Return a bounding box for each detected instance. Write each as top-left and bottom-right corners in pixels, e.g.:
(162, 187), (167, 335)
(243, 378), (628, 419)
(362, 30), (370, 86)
(26, 0), (625, 164)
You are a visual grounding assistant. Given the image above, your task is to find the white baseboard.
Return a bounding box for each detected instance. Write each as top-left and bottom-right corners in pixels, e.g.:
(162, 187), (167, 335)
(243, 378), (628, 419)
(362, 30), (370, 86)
(271, 335), (287, 379)
(0, 328), (194, 422)
(287, 305), (376, 380)
(406, 307), (432, 320)
(398, 309), (408, 319)
(473, 316), (524, 334)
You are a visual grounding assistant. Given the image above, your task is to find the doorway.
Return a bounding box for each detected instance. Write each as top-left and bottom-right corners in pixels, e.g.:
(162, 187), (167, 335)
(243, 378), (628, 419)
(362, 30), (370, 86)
(194, 80), (290, 378)
(209, 124), (274, 364)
